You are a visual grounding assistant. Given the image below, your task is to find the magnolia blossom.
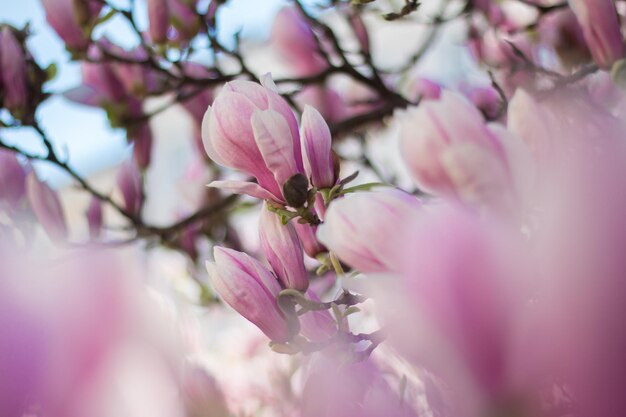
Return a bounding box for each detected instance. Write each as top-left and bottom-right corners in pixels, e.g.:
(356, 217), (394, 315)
(508, 88), (621, 174)
(26, 172), (68, 241)
(116, 161), (144, 216)
(86, 197), (103, 239)
(398, 91), (529, 213)
(148, 0), (201, 44)
(372, 207), (539, 417)
(0, 150), (27, 209)
(0, 26), (28, 116)
(202, 77), (302, 202)
(203, 76), (335, 206)
(271, 6), (327, 76)
(568, 0), (624, 69)
(259, 203), (309, 291)
(206, 247), (292, 342)
(41, 0), (102, 50)
(0, 242), (188, 417)
(317, 188), (422, 273)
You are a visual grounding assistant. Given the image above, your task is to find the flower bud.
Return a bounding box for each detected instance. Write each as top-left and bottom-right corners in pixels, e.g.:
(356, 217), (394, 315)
(0, 150), (27, 209)
(271, 6), (326, 76)
(131, 123), (153, 170)
(167, 0), (201, 43)
(398, 91), (521, 211)
(569, 0), (624, 69)
(26, 172), (68, 241)
(116, 161), (143, 216)
(41, 0), (102, 51)
(293, 222), (325, 258)
(317, 188), (422, 273)
(0, 26), (28, 117)
(203, 78), (304, 204)
(259, 204), (308, 291)
(300, 105), (336, 189)
(148, 0), (169, 43)
(207, 247), (292, 342)
(86, 196), (102, 239)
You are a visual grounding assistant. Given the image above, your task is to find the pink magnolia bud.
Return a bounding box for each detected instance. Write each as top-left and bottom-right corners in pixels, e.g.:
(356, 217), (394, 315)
(131, 122), (153, 170)
(271, 6), (327, 76)
(259, 204), (308, 291)
(148, 0), (169, 44)
(181, 364), (230, 417)
(317, 188), (422, 273)
(0, 150), (27, 208)
(569, 0), (624, 69)
(295, 86), (346, 124)
(41, 0), (102, 51)
(206, 247), (292, 342)
(293, 221), (325, 258)
(86, 197), (102, 239)
(26, 172), (68, 241)
(203, 78), (303, 203)
(398, 91), (520, 211)
(96, 42), (164, 98)
(116, 161), (143, 216)
(0, 26), (28, 116)
(300, 105), (336, 189)
(167, 0), (201, 43)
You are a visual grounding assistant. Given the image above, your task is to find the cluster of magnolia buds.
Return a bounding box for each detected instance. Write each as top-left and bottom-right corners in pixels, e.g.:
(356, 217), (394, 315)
(469, 0), (626, 95)
(203, 75), (367, 352)
(0, 148), (146, 242)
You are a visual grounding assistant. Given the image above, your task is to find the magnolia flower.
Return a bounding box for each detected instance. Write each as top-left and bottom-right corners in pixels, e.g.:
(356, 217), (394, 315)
(259, 204), (309, 291)
(41, 0), (102, 51)
(398, 91), (529, 213)
(0, 150), (27, 209)
(317, 188), (422, 273)
(116, 161), (143, 216)
(508, 88), (621, 173)
(203, 76), (308, 205)
(568, 0), (624, 69)
(148, 0), (169, 43)
(206, 247), (292, 342)
(271, 6), (327, 76)
(370, 207), (541, 417)
(0, 26), (28, 116)
(26, 172), (68, 241)
(86, 197), (103, 239)
(148, 0), (201, 44)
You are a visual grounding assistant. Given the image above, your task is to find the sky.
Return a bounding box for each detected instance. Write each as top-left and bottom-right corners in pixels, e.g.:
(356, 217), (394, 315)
(0, 0), (315, 184)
